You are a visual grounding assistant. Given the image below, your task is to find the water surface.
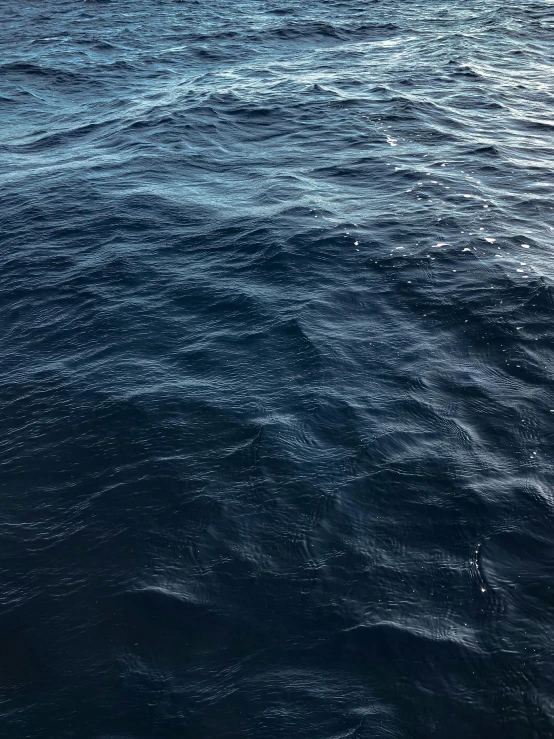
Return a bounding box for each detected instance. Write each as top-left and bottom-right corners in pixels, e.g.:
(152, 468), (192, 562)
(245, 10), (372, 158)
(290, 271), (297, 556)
(1, 1), (554, 737)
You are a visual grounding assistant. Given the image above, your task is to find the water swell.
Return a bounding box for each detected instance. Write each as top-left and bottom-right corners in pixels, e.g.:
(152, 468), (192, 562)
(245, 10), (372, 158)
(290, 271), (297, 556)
(1, 0), (554, 737)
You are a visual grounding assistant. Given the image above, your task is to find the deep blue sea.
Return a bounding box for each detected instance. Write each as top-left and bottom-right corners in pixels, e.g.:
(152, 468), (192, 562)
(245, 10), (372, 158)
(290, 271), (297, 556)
(1, 1), (554, 736)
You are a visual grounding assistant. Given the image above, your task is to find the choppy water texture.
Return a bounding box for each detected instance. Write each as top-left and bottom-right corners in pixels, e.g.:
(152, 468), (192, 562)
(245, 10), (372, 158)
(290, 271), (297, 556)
(1, 0), (554, 736)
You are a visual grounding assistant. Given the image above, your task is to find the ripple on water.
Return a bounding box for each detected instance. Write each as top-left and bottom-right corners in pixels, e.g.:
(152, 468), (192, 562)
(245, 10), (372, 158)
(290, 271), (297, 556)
(1, 0), (554, 737)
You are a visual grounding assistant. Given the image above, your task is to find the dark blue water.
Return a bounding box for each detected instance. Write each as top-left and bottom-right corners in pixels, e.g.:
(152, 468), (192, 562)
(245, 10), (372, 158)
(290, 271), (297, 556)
(2, 1), (554, 736)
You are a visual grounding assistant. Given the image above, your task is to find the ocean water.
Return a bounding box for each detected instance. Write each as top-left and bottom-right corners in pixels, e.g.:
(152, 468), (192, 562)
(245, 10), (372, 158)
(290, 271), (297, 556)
(1, 0), (554, 736)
